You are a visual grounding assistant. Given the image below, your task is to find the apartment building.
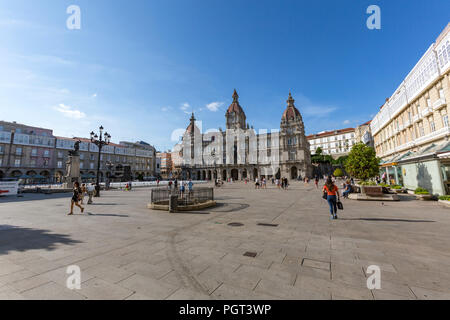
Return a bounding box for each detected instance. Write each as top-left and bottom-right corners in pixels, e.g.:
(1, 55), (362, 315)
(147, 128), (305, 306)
(0, 121), (55, 181)
(355, 121), (374, 148)
(307, 128), (356, 158)
(371, 23), (450, 194)
(0, 121), (156, 183)
(156, 152), (172, 179)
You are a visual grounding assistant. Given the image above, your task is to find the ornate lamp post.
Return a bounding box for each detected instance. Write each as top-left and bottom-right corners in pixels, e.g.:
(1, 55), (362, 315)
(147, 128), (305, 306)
(106, 161), (114, 190)
(5, 128), (16, 178)
(90, 126), (111, 197)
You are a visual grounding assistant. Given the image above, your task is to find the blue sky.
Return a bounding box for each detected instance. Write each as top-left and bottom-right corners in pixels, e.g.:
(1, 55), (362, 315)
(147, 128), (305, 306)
(0, 0), (449, 151)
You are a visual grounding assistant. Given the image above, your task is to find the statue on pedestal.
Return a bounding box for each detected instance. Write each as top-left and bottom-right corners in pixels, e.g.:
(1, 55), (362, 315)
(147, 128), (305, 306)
(64, 140), (81, 189)
(69, 140), (80, 156)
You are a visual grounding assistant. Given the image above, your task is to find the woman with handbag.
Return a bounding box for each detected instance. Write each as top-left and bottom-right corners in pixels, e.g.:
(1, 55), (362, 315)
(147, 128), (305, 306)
(68, 181), (85, 215)
(323, 177), (340, 220)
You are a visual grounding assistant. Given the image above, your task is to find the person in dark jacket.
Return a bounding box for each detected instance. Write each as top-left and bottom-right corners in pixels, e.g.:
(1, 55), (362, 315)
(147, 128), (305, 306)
(69, 181), (84, 215)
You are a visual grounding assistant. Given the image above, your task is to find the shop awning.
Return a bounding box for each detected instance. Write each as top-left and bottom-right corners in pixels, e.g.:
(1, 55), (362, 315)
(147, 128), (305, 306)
(81, 174), (96, 179)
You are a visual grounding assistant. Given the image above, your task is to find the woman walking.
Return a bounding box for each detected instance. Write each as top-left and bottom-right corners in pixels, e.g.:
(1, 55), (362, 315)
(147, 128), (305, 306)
(69, 181), (84, 215)
(323, 177), (340, 220)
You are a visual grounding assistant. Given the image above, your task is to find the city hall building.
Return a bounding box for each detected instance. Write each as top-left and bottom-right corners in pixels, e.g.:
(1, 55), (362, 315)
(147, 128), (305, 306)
(176, 90), (312, 181)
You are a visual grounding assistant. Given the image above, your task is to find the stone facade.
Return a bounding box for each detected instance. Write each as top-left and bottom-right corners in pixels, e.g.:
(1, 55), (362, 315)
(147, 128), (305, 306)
(354, 121), (374, 148)
(156, 152), (172, 179)
(177, 90), (312, 181)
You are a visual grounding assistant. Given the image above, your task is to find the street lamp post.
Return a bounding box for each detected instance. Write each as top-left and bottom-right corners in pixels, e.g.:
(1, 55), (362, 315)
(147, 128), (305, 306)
(106, 161), (114, 190)
(90, 126), (111, 197)
(5, 128), (16, 178)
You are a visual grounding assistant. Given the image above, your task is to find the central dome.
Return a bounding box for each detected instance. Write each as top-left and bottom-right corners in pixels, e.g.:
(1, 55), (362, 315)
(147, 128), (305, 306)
(226, 89), (245, 115)
(281, 92), (302, 121)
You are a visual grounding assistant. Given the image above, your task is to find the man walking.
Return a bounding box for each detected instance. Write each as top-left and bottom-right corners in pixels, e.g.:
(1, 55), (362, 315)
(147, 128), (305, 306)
(87, 183), (95, 204)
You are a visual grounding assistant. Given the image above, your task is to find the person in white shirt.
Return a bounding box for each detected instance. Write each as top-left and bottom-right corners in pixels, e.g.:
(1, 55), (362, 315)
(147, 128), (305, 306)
(87, 183), (95, 204)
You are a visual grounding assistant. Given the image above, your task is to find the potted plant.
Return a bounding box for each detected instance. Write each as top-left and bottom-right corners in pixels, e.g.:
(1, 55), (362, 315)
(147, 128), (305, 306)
(438, 195), (450, 206)
(391, 185), (405, 193)
(414, 187), (432, 200)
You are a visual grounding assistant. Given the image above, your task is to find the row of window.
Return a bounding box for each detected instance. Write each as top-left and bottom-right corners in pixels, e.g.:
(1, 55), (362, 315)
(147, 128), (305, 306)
(377, 113), (449, 154)
(7, 158), (50, 168)
(310, 147), (350, 154)
(372, 34), (449, 135)
(309, 133), (355, 144)
(377, 88), (446, 143)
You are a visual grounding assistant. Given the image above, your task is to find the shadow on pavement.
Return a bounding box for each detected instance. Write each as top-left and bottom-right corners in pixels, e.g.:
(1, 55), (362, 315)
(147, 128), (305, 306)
(86, 203), (124, 206)
(85, 212), (129, 217)
(0, 193), (71, 203)
(212, 202), (250, 212)
(0, 225), (82, 255)
(340, 217), (435, 223)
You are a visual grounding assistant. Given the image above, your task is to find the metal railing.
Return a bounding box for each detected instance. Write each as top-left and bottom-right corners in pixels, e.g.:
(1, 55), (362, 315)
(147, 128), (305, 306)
(151, 187), (214, 206)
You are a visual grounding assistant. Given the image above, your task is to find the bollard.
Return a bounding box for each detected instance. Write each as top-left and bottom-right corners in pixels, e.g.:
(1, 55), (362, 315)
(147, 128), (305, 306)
(169, 194), (178, 213)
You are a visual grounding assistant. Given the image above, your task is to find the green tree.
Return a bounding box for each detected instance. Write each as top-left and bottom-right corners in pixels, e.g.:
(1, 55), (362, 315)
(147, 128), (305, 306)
(315, 147), (323, 156)
(323, 155), (334, 164)
(334, 156), (349, 166)
(333, 168), (344, 177)
(345, 143), (380, 180)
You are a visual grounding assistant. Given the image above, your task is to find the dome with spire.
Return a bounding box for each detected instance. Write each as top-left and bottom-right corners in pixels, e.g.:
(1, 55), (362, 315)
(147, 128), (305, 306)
(226, 89), (246, 115)
(281, 92), (302, 121)
(185, 112), (199, 134)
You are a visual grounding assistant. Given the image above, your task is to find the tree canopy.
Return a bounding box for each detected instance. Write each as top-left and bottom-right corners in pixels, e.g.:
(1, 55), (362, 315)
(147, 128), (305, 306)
(333, 168), (344, 177)
(344, 143), (380, 180)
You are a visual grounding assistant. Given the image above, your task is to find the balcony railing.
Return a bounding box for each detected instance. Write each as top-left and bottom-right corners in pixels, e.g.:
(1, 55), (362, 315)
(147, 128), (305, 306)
(421, 107), (433, 118)
(433, 97), (447, 110)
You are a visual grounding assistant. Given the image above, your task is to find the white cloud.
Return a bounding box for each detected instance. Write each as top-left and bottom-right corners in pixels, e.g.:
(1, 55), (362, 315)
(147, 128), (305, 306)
(206, 101), (223, 112)
(180, 102), (191, 114)
(161, 106), (172, 112)
(54, 104), (86, 119)
(171, 128), (186, 142)
(343, 120), (351, 125)
(92, 93), (97, 98)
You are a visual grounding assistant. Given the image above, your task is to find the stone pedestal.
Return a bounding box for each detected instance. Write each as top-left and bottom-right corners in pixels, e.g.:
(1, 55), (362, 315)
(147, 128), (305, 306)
(63, 155), (80, 189)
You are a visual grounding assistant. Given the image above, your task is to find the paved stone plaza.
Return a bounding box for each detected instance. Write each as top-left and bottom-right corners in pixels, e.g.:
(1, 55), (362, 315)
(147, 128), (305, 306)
(1, 182), (450, 300)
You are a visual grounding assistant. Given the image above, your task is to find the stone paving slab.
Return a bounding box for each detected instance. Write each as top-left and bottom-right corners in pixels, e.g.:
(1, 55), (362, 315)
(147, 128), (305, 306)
(1, 181), (450, 299)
